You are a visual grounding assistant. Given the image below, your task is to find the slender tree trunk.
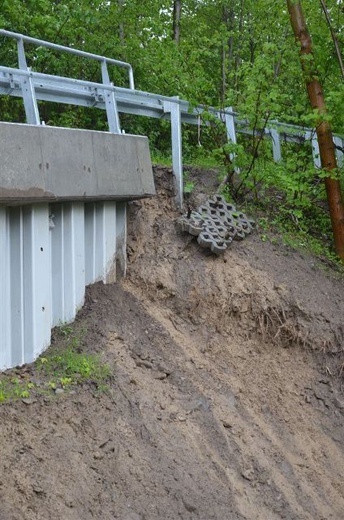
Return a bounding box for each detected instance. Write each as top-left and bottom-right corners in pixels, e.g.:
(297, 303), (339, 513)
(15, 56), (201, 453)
(235, 0), (244, 69)
(221, 42), (226, 104)
(118, 0), (125, 45)
(173, 0), (181, 44)
(220, 5), (229, 104)
(320, 0), (344, 78)
(286, 0), (344, 259)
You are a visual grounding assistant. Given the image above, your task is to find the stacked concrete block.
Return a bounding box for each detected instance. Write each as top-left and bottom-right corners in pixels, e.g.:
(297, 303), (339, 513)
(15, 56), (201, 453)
(178, 195), (255, 255)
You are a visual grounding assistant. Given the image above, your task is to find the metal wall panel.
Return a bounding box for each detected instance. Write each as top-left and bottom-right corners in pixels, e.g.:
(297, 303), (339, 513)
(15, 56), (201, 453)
(51, 203), (85, 327)
(6, 206), (52, 367)
(0, 200), (125, 371)
(0, 207), (11, 369)
(84, 202), (118, 285)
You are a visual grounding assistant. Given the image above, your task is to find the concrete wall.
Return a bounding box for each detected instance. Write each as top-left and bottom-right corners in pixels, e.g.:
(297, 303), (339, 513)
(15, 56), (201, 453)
(0, 123), (155, 371)
(0, 122), (155, 203)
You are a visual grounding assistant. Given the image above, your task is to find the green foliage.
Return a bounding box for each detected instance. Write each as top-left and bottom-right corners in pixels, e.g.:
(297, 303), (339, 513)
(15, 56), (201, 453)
(0, 324), (111, 403)
(40, 324), (110, 384)
(184, 180), (195, 195)
(0, 0), (343, 249)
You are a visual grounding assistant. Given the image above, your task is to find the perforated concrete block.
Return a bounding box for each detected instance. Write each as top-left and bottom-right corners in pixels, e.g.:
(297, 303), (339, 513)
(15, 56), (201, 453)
(177, 194), (254, 255)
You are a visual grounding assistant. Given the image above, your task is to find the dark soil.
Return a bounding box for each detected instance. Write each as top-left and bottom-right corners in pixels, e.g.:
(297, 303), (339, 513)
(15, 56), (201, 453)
(1, 166), (344, 520)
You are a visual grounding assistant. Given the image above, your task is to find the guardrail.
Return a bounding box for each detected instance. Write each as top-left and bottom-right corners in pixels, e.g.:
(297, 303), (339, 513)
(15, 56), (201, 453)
(0, 30), (343, 207)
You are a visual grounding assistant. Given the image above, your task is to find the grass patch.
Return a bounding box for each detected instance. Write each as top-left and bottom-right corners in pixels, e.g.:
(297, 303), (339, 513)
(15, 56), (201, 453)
(253, 209), (344, 274)
(0, 323), (111, 403)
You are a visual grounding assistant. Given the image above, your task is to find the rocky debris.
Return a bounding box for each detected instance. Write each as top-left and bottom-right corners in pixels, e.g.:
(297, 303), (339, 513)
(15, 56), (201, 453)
(177, 194), (255, 254)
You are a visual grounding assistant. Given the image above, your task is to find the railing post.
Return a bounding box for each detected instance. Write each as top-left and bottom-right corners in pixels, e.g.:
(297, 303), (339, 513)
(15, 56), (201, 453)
(306, 130), (321, 168)
(101, 60), (121, 134)
(222, 106), (241, 173)
(164, 98), (183, 207)
(224, 106), (237, 145)
(270, 128), (282, 162)
(334, 136), (344, 169)
(17, 38), (40, 125)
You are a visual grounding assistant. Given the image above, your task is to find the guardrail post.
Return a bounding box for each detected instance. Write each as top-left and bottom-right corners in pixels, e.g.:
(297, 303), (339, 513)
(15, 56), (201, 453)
(334, 136), (344, 168)
(222, 106), (240, 172)
(306, 131), (321, 168)
(17, 38), (40, 125)
(224, 107), (237, 145)
(270, 128), (282, 162)
(101, 60), (121, 134)
(164, 98), (183, 207)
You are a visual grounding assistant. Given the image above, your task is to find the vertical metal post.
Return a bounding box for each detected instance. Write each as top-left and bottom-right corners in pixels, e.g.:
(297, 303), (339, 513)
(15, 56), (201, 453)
(164, 98), (183, 207)
(224, 107), (237, 145)
(101, 60), (121, 134)
(270, 128), (282, 162)
(334, 136), (344, 169)
(128, 66), (135, 90)
(223, 106), (240, 173)
(306, 131), (321, 168)
(17, 38), (40, 125)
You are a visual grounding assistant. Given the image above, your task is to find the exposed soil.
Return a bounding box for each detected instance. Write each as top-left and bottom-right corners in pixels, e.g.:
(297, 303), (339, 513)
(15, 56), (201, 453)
(1, 166), (344, 520)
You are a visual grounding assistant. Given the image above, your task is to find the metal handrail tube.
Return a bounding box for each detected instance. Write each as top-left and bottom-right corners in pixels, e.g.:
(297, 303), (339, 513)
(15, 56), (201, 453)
(0, 65), (182, 105)
(0, 29), (135, 89)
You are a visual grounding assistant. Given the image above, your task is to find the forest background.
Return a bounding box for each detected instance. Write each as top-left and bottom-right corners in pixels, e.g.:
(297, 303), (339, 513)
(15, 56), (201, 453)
(1, 0), (344, 256)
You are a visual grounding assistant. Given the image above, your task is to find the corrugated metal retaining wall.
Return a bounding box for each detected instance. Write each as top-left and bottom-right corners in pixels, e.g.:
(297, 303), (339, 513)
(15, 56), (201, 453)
(0, 201), (126, 370)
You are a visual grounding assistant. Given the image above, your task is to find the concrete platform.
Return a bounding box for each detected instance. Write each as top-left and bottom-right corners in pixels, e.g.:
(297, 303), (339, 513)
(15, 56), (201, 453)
(0, 122), (155, 204)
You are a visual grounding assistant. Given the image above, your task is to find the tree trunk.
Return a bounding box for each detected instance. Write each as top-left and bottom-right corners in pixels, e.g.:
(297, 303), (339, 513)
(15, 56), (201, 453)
(118, 0), (125, 45)
(173, 0), (181, 44)
(286, 0), (344, 260)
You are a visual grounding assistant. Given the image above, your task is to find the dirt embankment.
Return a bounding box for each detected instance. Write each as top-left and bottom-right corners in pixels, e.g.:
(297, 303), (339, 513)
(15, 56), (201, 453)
(0, 166), (344, 520)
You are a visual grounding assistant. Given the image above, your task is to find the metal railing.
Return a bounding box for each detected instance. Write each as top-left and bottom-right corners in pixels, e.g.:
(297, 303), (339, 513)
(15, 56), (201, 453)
(0, 29), (136, 133)
(0, 30), (343, 206)
(0, 29), (135, 88)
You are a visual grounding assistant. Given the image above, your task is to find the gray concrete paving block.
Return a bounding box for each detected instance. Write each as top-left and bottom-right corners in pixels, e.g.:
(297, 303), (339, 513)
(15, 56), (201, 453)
(177, 194), (254, 255)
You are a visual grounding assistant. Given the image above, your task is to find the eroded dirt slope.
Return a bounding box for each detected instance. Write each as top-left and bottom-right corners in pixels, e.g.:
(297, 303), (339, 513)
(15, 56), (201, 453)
(0, 166), (344, 520)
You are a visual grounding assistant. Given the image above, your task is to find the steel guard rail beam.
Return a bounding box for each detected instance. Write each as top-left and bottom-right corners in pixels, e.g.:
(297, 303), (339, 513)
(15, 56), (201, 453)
(0, 29), (343, 206)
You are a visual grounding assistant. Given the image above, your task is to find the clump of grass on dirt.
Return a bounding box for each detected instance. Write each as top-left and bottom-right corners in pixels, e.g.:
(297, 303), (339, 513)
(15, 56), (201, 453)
(0, 323), (111, 403)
